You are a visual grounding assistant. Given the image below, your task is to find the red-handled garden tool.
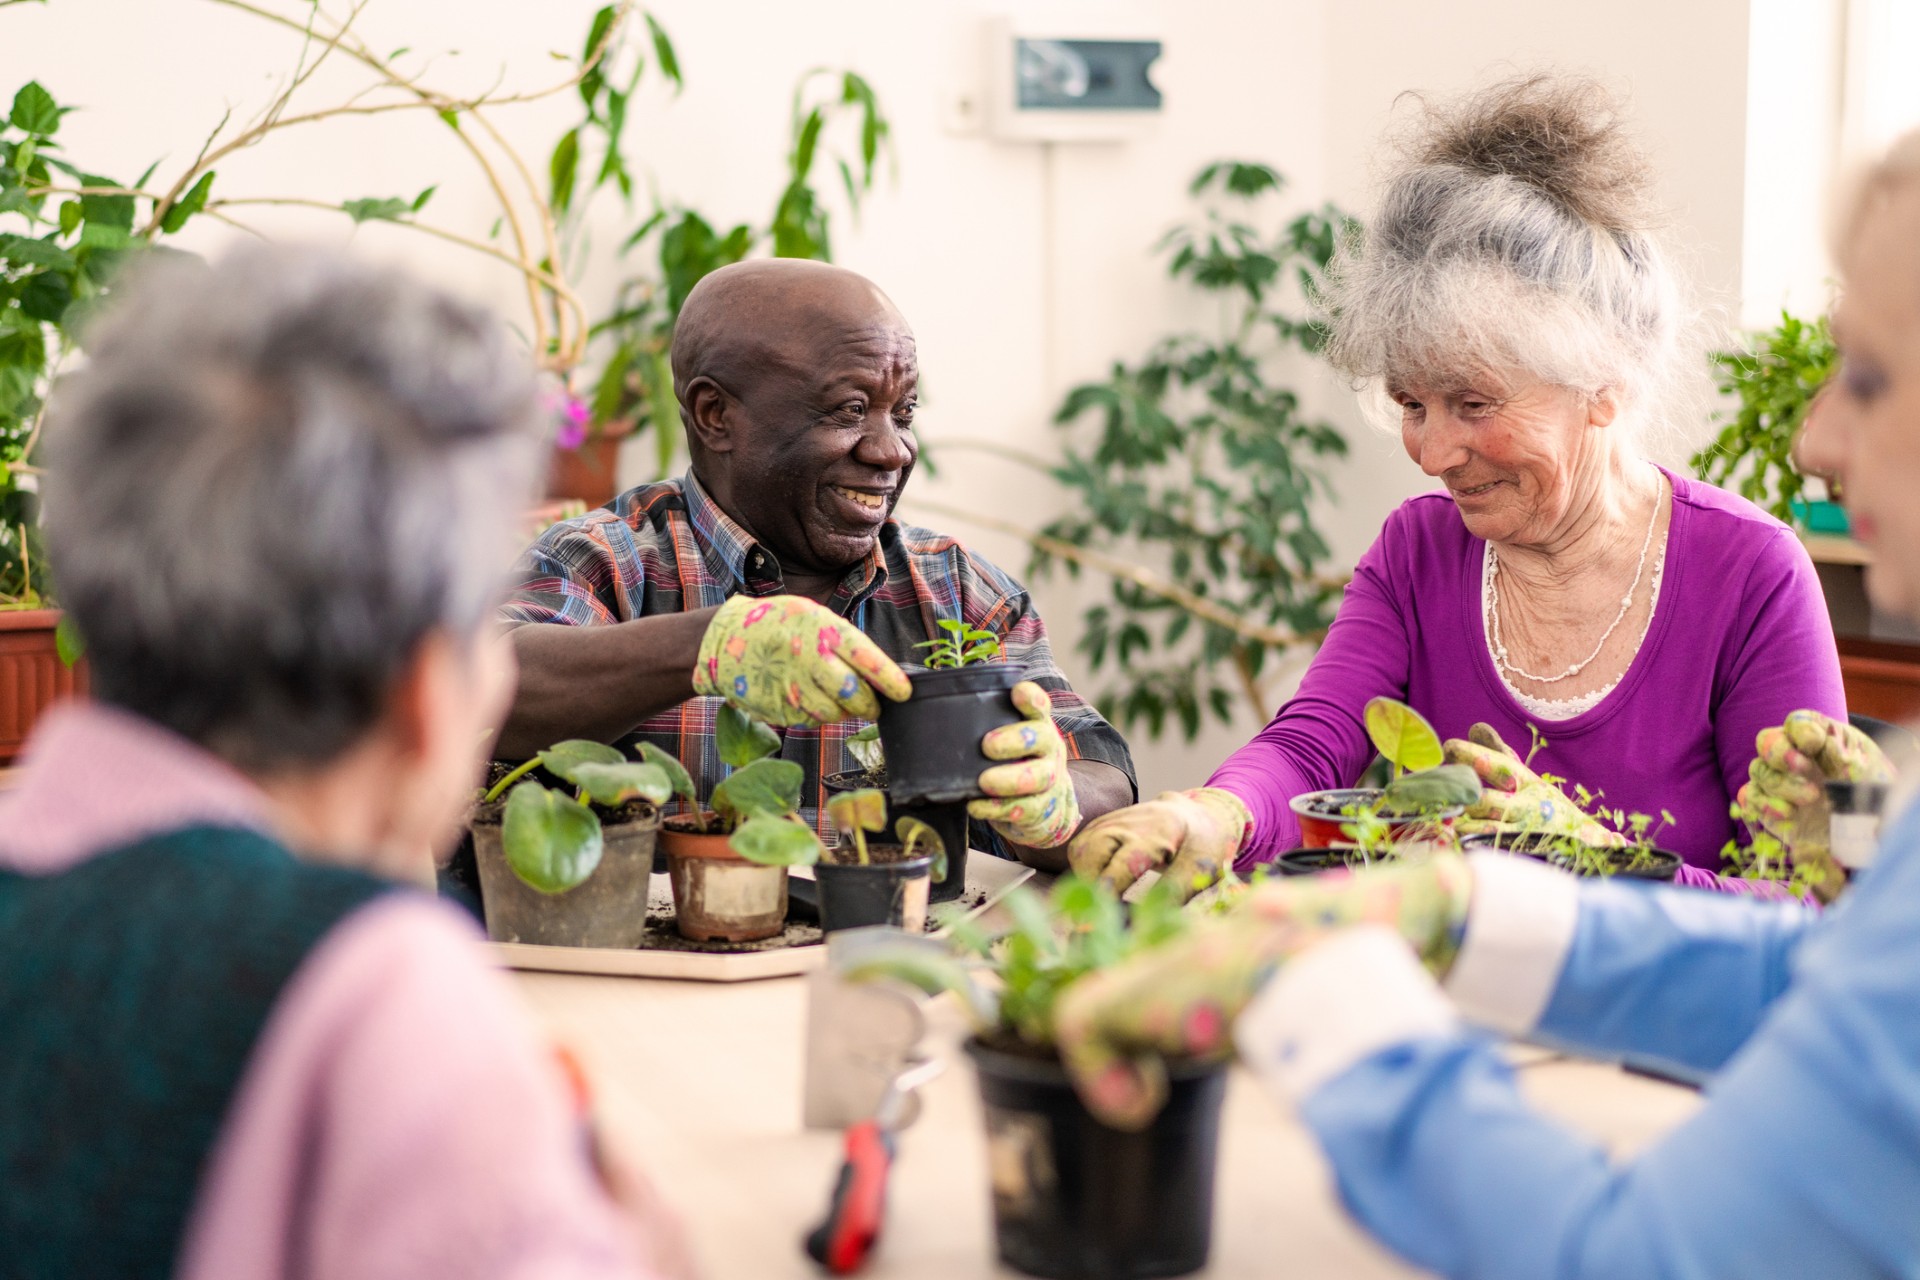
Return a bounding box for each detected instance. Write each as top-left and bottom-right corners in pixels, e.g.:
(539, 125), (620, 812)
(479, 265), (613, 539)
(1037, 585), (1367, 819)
(804, 1055), (945, 1274)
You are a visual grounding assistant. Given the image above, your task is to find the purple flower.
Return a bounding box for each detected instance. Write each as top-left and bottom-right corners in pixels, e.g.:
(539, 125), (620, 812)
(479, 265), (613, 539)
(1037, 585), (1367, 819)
(544, 387), (592, 450)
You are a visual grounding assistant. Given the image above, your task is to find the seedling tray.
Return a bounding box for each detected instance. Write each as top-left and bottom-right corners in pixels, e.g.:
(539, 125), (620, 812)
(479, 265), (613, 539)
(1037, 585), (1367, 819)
(493, 849), (1032, 982)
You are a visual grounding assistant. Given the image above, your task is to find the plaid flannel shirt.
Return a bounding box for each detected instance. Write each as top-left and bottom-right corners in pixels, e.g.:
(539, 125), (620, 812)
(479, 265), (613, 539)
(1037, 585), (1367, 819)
(499, 472), (1136, 845)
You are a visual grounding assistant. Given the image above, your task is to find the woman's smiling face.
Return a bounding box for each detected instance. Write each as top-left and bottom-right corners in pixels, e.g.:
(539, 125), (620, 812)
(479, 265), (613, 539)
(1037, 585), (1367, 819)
(1394, 374), (1618, 547)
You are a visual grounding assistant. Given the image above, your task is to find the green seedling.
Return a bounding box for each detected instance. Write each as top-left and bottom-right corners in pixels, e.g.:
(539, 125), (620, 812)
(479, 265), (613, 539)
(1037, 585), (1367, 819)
(917, 617), (1001, 669)
(705, 703), (823, 866)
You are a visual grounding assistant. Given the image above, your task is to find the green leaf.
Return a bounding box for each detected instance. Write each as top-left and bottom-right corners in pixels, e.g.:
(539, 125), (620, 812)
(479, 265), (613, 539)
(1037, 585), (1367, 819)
(728, 812), (820, 865)
(567, 760), (672, 808)
(10, 83), (59, 136)
(535, 738), (626, 781)
(549, 128), (580, 215)
(826, 788), (887, 835)
(53, 614), (83, 667)
(0, 233), (75, 271)
(895, 814), (947, 881)
(341, 195), (412, 223)
(501, 781), (604, 893)
(79, 177), (133, 232)
(638, 742), (696, 800)
(791, 109), (824, 182)
(841, 938), (996, 1029)
(57, 199), (80, 235)
(1363, 697), (1443, 774)
(411, 184), (436, 212)
(644, 13), (682, 90)
(712, 757), (803, 823)
(159, 170), (215, 235)
(716, 702), (780, 767)
(17, 270), (72, 323)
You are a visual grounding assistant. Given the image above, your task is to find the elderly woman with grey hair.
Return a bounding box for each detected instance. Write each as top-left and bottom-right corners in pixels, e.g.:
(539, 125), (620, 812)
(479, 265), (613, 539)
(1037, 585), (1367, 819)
(1071, 76), (1850, 898)
(0, 247), (689, 1279)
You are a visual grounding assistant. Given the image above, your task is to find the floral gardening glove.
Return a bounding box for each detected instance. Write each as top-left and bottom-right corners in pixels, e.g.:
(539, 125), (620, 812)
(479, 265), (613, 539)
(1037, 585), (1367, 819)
(693, 594), (911, 727)
(1444, 723), (1620, 845)
(1067, 787), (1253, 904)
(1736, 710), (1893, 866)
(968, 681), (1082, 848)
(1054, 853), (1476, 1130)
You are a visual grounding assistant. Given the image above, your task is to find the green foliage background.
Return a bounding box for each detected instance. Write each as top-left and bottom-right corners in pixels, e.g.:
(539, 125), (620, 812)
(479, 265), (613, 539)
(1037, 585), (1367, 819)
(1690, 310), (1839, 525)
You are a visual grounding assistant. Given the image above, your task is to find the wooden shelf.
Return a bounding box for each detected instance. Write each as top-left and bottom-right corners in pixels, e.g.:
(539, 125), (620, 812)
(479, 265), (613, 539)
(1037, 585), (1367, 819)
(1803, 532), (1873, 566)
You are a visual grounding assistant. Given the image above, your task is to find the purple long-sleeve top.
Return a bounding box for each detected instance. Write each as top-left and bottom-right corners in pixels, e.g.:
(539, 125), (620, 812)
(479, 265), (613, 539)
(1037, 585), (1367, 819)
(1209, 469), (1845, 877)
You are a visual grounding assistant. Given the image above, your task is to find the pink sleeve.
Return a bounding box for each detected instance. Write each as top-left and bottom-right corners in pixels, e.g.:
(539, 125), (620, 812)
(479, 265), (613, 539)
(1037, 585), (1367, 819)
(1208, 514), (1417, 864)
(1672, 861), (1814, 904)
(178, 896), (668, 1280)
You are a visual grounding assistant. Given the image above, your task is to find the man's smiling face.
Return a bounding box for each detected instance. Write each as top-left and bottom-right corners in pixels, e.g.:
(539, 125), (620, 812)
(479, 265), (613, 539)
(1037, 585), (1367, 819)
(677, 260), (920, 580)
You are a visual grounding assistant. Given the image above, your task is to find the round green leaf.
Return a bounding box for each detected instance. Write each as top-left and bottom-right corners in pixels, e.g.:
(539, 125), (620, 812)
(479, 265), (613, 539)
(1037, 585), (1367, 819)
(1363, 697), (1443, 773)
(568, 761), (673, 808)
(536, 738), (625, 783)
(717, 703), (781, 767)
(10, 83), (60, 137)
(728, 813), (822, 865)
(502, 781), (603, 894)
(637, 742), (696, 800)
(712, 757), (804, 823)
(826, 788), (887, 835)
(896, 814), (947, 881)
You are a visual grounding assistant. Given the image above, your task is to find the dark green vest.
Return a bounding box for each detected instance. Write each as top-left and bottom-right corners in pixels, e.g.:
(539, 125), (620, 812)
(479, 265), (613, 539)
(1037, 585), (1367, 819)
(0, 825), (394, 1277)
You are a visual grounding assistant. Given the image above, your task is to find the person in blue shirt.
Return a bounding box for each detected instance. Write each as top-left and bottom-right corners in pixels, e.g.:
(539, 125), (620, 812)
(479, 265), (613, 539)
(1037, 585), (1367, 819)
(1050, 118), (1920, 1280)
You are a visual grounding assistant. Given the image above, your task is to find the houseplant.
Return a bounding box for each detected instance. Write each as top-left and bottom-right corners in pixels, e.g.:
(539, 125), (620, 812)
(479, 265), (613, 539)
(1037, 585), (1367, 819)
(658, 703), (819, 942)
(815, 789), (945, 933)
(1286, 698), (1477, 851)
(1691, 309), (1843, 530)
(469, 738), (682, 947)
(923, 162), (1356, 741)
(876, 618), (1021, 809)
(824, 723), (972, 902)
(846, 876), (1225, 1279)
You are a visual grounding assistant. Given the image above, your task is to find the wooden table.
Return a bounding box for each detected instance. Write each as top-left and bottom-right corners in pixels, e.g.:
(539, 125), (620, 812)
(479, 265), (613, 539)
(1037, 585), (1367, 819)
(514, 968), (1703, 1279)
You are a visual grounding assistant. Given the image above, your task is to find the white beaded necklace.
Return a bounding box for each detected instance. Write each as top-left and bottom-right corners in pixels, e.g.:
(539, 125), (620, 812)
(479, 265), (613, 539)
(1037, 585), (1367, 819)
(1485, 475), (1665, 686)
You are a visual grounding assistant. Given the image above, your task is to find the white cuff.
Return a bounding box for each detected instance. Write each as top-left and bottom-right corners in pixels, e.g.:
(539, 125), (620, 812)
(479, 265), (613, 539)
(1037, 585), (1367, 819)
(1234, 925), (1457, 1102)
(1444, 851), (1581, 1036)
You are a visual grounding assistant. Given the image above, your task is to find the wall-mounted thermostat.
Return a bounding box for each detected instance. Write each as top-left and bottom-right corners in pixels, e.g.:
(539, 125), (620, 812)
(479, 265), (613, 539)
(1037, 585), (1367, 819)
(984, 13), (1163, 143)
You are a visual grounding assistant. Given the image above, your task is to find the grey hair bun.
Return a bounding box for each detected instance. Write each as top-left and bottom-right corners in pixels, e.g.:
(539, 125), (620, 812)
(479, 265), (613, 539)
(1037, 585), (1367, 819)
(1408, 74), (1658, 235)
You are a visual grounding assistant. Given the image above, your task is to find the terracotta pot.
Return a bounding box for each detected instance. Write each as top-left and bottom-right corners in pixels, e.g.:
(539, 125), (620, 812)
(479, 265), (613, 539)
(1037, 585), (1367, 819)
(1288, 788), (1463, 850)
(659, 815), (790, 943)
(0, 609), (88, 765)
(546, 432), (627, 507)
(470, 801), (660, 947)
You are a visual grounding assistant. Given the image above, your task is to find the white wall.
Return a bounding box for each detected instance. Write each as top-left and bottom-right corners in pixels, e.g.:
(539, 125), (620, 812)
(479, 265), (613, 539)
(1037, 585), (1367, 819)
(5, 0), (1765, 794)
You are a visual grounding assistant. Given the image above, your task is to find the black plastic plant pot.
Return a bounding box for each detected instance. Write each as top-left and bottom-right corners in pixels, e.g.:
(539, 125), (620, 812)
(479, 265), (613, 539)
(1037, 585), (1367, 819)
(966, 1037), (1227, 1280)
(815, 846), (933, 933)
(1460, 832), (1683, 882)
(823, 769), (970, 903)
(1274, 846), (1374, 876)
(877, 664), (1023, 808)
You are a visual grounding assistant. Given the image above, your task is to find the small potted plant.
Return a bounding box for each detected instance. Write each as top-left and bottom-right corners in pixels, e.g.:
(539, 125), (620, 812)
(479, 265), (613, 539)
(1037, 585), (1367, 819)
(815, 789), (946, 933)
(470, 739), (682, 947)
(657, 704), (820, 943)
(1287, 698), (1477, 852)
(824, 723), (971, 903)
(877, 618), (1023, 809)
(845, 877), (1225, 1280)
(1463, 786), (1683, 882)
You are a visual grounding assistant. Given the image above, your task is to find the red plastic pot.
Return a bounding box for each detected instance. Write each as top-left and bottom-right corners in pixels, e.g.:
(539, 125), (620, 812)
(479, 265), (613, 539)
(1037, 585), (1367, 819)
(1288, 788), (1463, 849)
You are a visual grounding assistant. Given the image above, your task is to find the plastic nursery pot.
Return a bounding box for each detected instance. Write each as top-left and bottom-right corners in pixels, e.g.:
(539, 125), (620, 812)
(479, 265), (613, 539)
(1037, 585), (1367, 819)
(814, 843), (933, 934)
(658, 815), (790, 943)
(877, 664), (1024, 808)
(1274, 846), (1374, 876)
(469, 800), (660, 948)
(1460, 831), (1683, 883)
(1287, 788), (1464, 850)
(823, 769), (970, 904)
(1826, 779), (1893, 872)
(967, 1036), (1227, 1280)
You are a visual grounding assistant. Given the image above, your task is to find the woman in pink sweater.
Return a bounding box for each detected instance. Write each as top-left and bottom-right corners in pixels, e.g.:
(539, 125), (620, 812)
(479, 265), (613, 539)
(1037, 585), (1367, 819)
(0, 246), (690, 1280)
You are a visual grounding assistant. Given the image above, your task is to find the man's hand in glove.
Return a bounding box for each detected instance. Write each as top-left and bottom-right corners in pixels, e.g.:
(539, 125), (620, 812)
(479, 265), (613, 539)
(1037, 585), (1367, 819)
(968, 681), (1083, 849)
(693, 594), (911, 727)
(1066, 788), (1254, 904)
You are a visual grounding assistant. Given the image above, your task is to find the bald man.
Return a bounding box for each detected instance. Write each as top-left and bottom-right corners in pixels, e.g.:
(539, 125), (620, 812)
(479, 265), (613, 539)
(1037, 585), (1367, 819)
(498, 260), (1135, 872)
